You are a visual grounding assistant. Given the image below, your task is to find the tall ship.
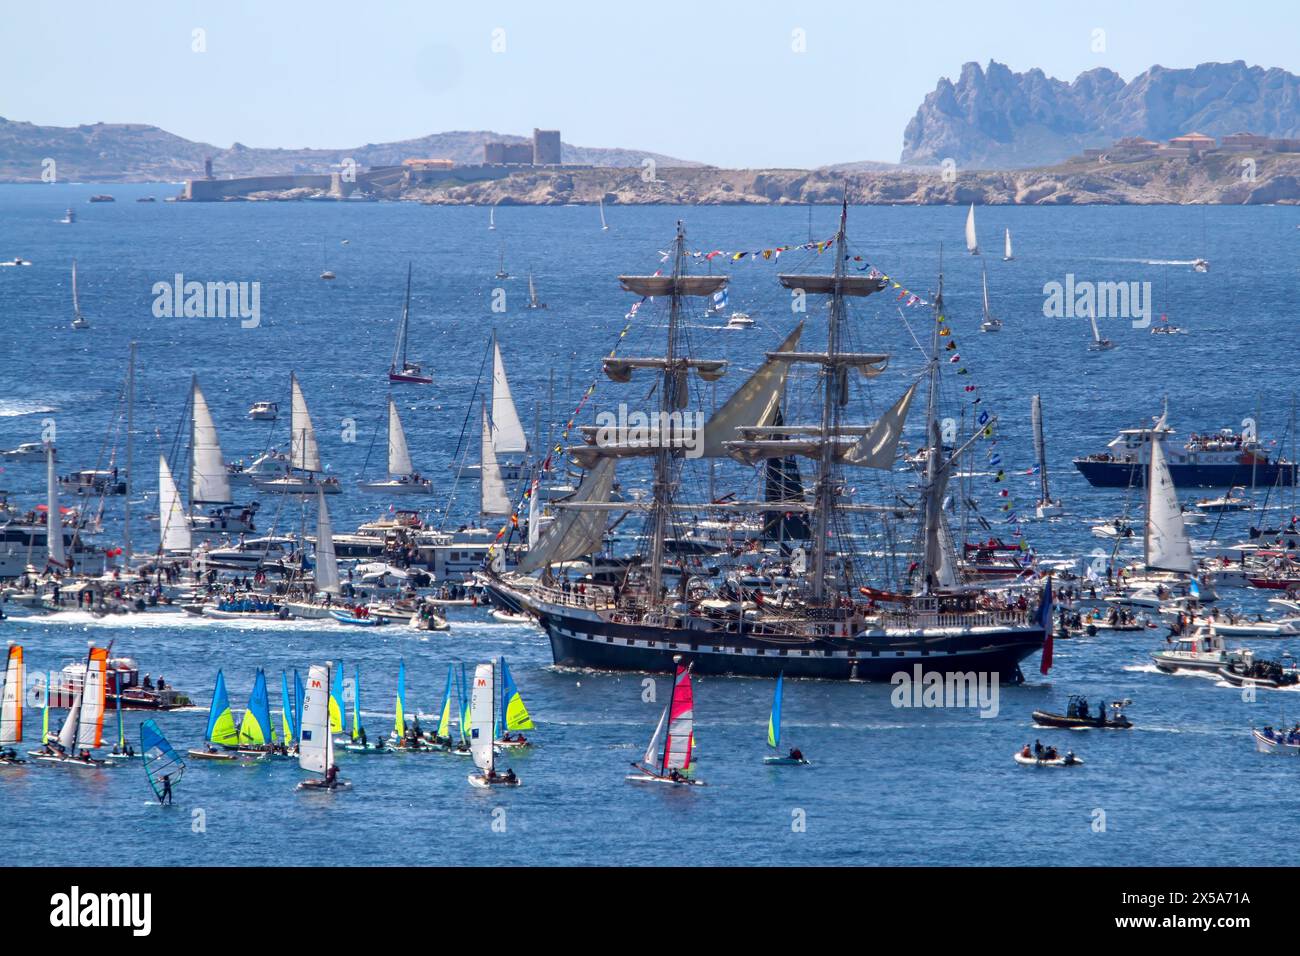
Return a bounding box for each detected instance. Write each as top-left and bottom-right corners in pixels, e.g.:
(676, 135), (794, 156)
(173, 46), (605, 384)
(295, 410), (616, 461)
(1073, 418), (1296, 488)
(490, 203), (1050, 681)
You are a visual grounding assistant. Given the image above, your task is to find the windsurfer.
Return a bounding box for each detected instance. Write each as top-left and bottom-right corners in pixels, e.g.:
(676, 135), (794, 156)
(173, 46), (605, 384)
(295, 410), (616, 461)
(159, 773), (173, 805)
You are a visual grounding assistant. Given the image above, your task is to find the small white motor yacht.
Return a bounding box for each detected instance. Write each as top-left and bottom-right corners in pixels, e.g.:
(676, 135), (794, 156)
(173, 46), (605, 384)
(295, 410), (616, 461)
(725, 312), (755, 329)
(1195, 487), (1253, 513)
(248, 401), (279, 421)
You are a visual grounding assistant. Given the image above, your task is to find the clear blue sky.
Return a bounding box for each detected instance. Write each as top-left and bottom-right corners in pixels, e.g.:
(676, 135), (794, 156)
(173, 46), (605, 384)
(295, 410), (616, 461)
(2, 0), (1297, 167)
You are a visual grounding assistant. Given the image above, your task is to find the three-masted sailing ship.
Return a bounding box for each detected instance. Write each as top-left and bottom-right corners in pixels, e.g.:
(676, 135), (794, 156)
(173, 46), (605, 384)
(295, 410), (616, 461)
(492, 202), (1050, 681)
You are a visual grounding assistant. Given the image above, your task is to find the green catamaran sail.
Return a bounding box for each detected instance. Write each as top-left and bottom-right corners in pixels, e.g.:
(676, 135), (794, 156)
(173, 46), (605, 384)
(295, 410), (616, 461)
(499, 657), (534, 734)
(394, 659), (406, 737)
(237, 668), (273, 747)
(436, 664), (454, 740)
(204, 670), (240, 748)
(329, 662), (344, 734)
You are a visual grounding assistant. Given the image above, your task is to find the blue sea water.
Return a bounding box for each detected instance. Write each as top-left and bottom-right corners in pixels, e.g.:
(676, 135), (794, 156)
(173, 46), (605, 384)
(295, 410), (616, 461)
(1, 183), (1299, 866)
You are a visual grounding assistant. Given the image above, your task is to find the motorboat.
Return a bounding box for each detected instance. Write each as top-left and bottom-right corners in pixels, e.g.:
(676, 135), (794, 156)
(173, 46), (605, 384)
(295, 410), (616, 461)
(1252, 725), (1300, 754)
(725, 312), (755, 330)
(248, 401), (278, 421)
(1152, 625), (1242, 673)
(200, 534), (297, 571)
(1091, 518), (1135, 540)
(1192, 258), (1210, 273)
(226, 449), (291, 486)
(59, 469), (127, 497)
(1031, 696), (1132, 730)
(1219, 651), (1300, 689)
(1, 442), (48, 460)
(1195, 487), (1253, 513)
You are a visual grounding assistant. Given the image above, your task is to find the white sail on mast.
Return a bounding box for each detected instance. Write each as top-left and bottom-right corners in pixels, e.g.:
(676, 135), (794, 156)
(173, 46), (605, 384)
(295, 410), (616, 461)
(57, 686), (81, 751)
(965, 204), (979, 255)
(387, 398), (414, 478)
(314, 487), (340, 594)
(298, 663), (332, 774)
(699, 323), (802, 458)
(0, 646), (22, 746)
(981, 262), (992, 321)
(491, 337), (528, 456)
(1089, 306), (1103, 345)
(76, 651), (106, 750)
(516, 458), (616, 572)
(527, 479), (541, 550)
(480, 403), (511, 517)
(46, 445), (65, 567)
(1004, 228), (1013, 261)
(1146, 437), (1194, 573)
(72, 259), (82, 319)
(289, 373), (322, 473)
(599, 198), (609, 230)
(642, 704), (668, 767)
(842, 382), (919, 468)
(158, 455), (192, 552)
(469, 662), (494, 774)
(191, 379), (231, 504)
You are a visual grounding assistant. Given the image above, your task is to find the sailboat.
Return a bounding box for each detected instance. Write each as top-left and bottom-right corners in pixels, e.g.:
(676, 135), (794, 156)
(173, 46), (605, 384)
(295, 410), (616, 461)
(187, 670), (245, 761)
(343, 665), (386, 753)
(388, 264), (433, 384)
(70, 259), (89, 329)
(320, 238), (336, 280)
(433, 664), (457, 749)
(297, 662), (350, 791)
(253, 373), (341, 494)
(526, 271), (547, 310)
(599, 197), (609, 231)
(978, 260), (1001, 332)
(467, 662), (520, 787)
(1086, 305), (1115, 351)
(489, 333), (528, 480)
(495, 657), (534, 747)
(184, 377), (259, 542)
(1031, 395), (1063, 518)
(141, 719), (186, 804)
(33, 645), (109, 767)
(495, 244), (510, 280)
(358, 399), (431, 493)
(763, 672), (809, 765)
(627, 660), (703, 785)
(1003, 228), (1013, 262)
(235, 668), (275, 756)
(1145, 436), (1194, 577)
(0, 644), (25, 764)
(965, 204), (979, 256)
(390, 658), (424, 750)
(489, 205), (496, 231)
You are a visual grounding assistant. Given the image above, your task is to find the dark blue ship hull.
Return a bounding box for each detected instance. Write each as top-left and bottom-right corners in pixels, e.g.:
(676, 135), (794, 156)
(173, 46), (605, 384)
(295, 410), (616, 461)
(1074, 459), (1297, 489)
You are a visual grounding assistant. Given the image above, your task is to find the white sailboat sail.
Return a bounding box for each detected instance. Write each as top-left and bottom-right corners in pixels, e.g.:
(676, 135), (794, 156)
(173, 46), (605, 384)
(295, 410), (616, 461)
(599, 198), (609, 230)
(387, 398), (414, 478)
(314, 487), (341, 594)
(76, 651), (107, 750)
(1146, 438), (1194, 573)
(480, 403), (511, 517)
(1089, 306), (1103, 345)
(71, 259), (85, 323)
(965, 204), (979, 255)
(289, 373), (322, 472)
(158, 455), (192, 552)
(469, 662), (494, 774)
(0, 645), (22, 746)
(491, 337), (528, 456)
(46, 445), (65, 567)
(843, 382), (919, 468)
(642, 704), (668, 766)
(981, 262), (993, 321)
(57, 687), (81, 751)
(489, 206), (496, 230)
(298, 663), (332, 774)
(517, 457), (616, 572)
(527, 479), (541, 550)
(1004, 228), (1013, 261)
(191, 378), (231, 504)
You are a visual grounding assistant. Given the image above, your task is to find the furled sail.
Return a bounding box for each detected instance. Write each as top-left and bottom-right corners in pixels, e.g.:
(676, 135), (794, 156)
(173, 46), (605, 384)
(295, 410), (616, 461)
(516, 458), (615, 572)
(191, 378), (231, 504)
(158, 455), (192, 552)
(387, 398), (414, 478)
(842, 381), (918, 468)
(314, 487), (340, 594)
(1145, 438), (1194, 573)
(491, 337), (527, 456)
(480, 403), (511, 517)
(46, 445), (65, 567)
(289, 373), (322, 473)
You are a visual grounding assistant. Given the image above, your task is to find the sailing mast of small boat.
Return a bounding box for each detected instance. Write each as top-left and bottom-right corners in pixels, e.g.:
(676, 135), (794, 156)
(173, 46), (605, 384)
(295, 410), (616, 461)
(296, 662), (349, 790)
(965, 204), (979, 255)
(762, 672), (809, 765)
(1087, 301), (1115, 351)
(599, 197), (609, 231)
(526, 271), (547, 310)
(358, 399), (430, 493)
(1003, 228), (1013, 261)
(627, 660), (703, 785)
(71, 259), (88, 329)
(495, 243), (510, 280)
(1031, 394), (1062, 518)
(979, 260), (1001, 332)
(388, 263), (432, 384)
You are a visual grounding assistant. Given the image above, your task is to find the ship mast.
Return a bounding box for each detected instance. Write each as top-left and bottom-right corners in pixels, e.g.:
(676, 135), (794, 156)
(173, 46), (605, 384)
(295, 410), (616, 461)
(919, 257), (945, 594)
(647, 222), (687, 604)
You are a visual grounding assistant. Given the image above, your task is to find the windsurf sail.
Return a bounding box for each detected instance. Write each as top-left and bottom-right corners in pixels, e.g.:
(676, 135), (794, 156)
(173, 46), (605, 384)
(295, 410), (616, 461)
(329, 662), (344, 734)
(298, 663), (332, 775)
(0, 644), (22, 746)
(204, 670), (239, 748)
(436, 664), (454, 740)
(394, 659), (406, 737)
(499, 657), (534, 732)
(76, 647), (108, 751)
(661, 663), (694, 773)
(767, 672), (784, 750)
(470, 662), (494, 774)
(238, 668), (272, 746)
(280, 671), (295, 745)
(141, 719), (185, 802)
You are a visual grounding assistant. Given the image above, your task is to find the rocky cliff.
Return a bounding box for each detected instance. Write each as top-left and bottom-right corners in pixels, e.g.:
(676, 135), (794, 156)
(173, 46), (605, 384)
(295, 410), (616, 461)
(902, 60), (1300, 168)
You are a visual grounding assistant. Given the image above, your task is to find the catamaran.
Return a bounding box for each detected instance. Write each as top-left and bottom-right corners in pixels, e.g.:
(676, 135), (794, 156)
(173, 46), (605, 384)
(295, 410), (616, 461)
(1003, 228), (1013, 262)
(762, 672), (809, 765)
(467, 662), (519, 787)
(71, 259), (89, 329)
(627, 661), (703, 785)
(187, 670), (249, 761)
(495, 657), (534, 747)
(358, 399), (431, 493)
(1031, 395), (1063, 518)
(965, 204), (979, 255)
(0, 644), (25, 764)
(388, 263), (433, 384)
(526, 271), (547, 310)
(978, 259), (1001, 332)
(236, 668), (276, 756)
(297, 662), (350, 791)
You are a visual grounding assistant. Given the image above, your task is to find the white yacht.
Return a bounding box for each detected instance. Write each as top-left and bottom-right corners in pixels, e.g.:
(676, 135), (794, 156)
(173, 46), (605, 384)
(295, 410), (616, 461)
(725, 312), (755, 329)
(247, 401), (278, 421)
(1, 442), (48, 461)
(1152, 625), (1240, 673)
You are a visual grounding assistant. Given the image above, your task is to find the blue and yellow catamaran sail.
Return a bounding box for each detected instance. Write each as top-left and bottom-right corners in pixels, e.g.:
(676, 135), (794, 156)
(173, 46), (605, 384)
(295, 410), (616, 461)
(496, 657), (534, 747)
(343, 664), (386, 753)
(237, 668), (274, 753)
(280, 671), (296, 749)
(141, 719), (185, 804)
(435, 664), (454, 745)
(329, 662), (345, 734)
(393, 659), (406, 739)
(762, 672), (809, 766)
(187, 670), (244, 760)
(454, 663), (472, 755)
(294, 670), (305, 742)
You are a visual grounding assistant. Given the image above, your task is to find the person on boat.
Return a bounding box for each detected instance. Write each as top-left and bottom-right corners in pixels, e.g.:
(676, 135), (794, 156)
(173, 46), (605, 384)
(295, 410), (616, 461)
(1077, 698), (1090, 720)
(142, 673), (153, 690)
(325, 764), (339, 788)
(503, 768), (517, 784)
(159, 773), (173, 805)
(1062, 751), (1079, 766)
(789, 747), (804, 762)
(1033, 739), (1044, 758)
(359, 727), (368, 749)
(1044, 746), (1059, 761)
(668, 768), (685, 783)
(1020, 744), (1032, 759)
